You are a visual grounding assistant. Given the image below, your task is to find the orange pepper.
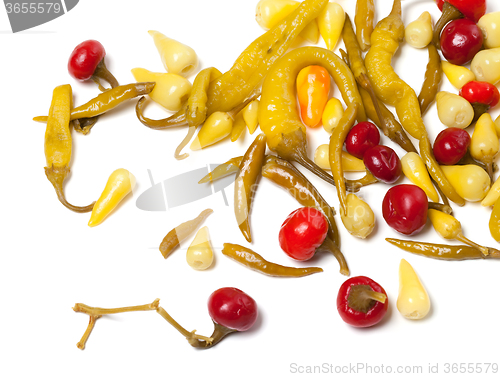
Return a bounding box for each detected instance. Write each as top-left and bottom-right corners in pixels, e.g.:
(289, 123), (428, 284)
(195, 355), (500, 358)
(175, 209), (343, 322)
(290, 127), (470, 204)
(296, 65), (330, 127)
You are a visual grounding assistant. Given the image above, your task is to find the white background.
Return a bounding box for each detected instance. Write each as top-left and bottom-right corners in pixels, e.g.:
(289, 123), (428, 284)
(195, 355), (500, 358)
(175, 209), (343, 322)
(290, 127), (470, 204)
(1, 0), (500, 376)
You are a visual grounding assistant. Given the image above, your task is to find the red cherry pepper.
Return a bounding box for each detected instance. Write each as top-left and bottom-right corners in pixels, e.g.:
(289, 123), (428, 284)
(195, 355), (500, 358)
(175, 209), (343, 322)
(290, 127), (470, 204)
(279, 207), (328, 261)
(337, 276), (388, 328)
(440, 19), (483, 66)
(68, 40), (118, 91)
(382, 184), (428, 236)
(363, 145), (402, 184)
(345, 121), (380, 159)
(460, 81), (500, 121)
(208, 287), (258, 332)
(433, 128), (471, 165)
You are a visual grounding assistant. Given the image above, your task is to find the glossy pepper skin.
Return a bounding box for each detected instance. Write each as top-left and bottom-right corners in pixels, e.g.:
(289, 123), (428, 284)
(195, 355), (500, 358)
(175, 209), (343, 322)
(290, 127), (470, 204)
(386, 238), (500, 260)
(460, 81), (500, 122)
(44, 84), (95, 213)
(68, 40), (118, 90)
(436, 0), (486, 23)
(222, 243), (323, 277)
(490, 197), (500, 242)
(355, 0), (375, 52)
(296, 65), (330, 127)
(365, 0), (464, 206)
(418, 44), (442, 115)
(234, 134), (267, 242)
(259, 46), (366, 186)
(337, 276), (388, 328)
(208, 288), (258, 332)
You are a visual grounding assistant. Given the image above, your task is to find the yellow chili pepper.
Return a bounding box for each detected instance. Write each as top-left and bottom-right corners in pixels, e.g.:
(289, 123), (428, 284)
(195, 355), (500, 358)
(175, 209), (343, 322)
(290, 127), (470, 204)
(478, 12), (500, 49)
(259, 46), (366, 186)
(470, 113), (499, 180)
(340, 193), (375, 239)
(131, 68), (192, 112)
(186, 227), (214, 270)
(88, 169), (136, 227)
(231, 111), (247, 142)
(44, 84), (94, 213)
(190, 112), (233, 150)
(255, 0), (320, 44)
(489, 197), (500, 242)
(314, 145), (365, 172)
(482, 175), (500, 207)
(296, 65), (330, 127)
(397, 259), (430, 320)
(441, 165), (491, 202)
(401, 152), (440, 203)
(471, 48), (500, 85)
(428, 209), (489, 256)
(242, 100), (260, 135)
(441, 61), (476, 89)
(354, 0), (374, 52)
(148, 30), (198, 77)
(436, 91), (474, 129)
(322, 97), (344, 133)
(317, 2), (345, 50)
(404, 11), (433, 49)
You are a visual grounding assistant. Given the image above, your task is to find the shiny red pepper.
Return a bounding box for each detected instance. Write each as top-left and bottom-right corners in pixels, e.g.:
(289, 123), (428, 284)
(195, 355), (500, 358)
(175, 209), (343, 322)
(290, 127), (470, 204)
(460, 81), (500, 109)
(436, 0), (486, 22)
(337, 276), (388, 328)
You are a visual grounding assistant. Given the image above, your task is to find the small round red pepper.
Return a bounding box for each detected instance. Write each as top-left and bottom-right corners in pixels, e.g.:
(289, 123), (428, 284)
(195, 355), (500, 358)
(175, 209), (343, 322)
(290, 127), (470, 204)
(436, 0), (486, 23)
(337, 276), (388, 328)
(68, 40), (118, 90)
(460, 81), (500, 122)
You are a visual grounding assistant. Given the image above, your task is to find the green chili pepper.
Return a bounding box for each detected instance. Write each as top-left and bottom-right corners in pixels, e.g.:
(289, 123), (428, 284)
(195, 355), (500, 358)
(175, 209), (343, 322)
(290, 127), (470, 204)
(418, 44), (442, 115)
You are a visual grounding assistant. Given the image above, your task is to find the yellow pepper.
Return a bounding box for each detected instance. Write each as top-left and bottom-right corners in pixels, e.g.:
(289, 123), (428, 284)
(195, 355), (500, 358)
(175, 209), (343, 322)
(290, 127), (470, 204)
(322, 97), (344, 133)
(436, 91), (474, 129)
(489, 197), (500, 242)
(231, 111), (247, 142)
(255, 0), (320, 44)
(242, 100), (260, 135)
(314, 145), (365, 172)
(404, 11), (433, 49)
(148, 30), (198, 77)
(478, 12), (500, 49)
(441, 165), (491, 202)
(131, 68), (192, 112)
(401, 152), (440, 202)
(482, 175), (500, 207)
(340, 193), (375, 239)
(470, 113), (499, 179)
(317, 2), (345, 50)
(494, 114), (500, 137)
(44, 84), (95, 213)
(186, 227), (214, 270)
(88, 169), (136, 227)
(471, 48), (500, 85)
(428, 209), (489, 256)
(297, 65), (330, 127)
(397, 259), (430, 320)
(190, 112), (233, 150)
(441, 61), (476, 89)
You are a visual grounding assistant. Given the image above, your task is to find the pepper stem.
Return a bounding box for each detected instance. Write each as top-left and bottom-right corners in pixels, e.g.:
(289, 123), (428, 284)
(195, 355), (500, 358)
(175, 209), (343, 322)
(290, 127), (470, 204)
(91, 58), (119, 92)
(135, 96), (188, 130)
(73, 298), (160, 316)
(428, 202), (453, 215)
(76, 315), (100, 350)
(433, 2), (464, 49)
(347, 284), (387, 313)
(71, 117), (99, 135)
(156, 306), (214, 345)
(361, 290), (387, 304)
(456, 233), (490, 256)
(188, 322), (237, 349)
(317, 236), (349, 276)
(174, 126), (197, 160)
(45, 166), (95, 213)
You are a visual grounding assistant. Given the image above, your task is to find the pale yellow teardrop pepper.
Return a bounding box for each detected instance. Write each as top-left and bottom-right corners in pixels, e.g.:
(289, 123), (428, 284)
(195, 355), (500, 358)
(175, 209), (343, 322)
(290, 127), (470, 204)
(471, 48), (500, 85)
(322, 97), (344, 133)
(242, 100), (260, 134)
(482, 175), (500, 207)
(340, 193), (375, 239)
(489, 197), (500, 242)
(255, 0), (319, 44)
(148, 30), (198, 77)
(317, 2), (345, 50)
(88, 169), (136, 227)
(186, 226), (214, 270)
(470, 113), (499, 178)
(441, 61), (476, 89)
(436, 91), (474, 129)
(441, 165), (491, 202)
(401, 152), (439, 202)
(314, 144), (365, 171)
(190, 112), (233, 150)
(478, 12), (500, 49)
(404, 11), (433, 49)
(494, 114), (500, 137)
(231, 111), (247, 142)
(131, 68), (192, 112)
(397, 259), (430, 320)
